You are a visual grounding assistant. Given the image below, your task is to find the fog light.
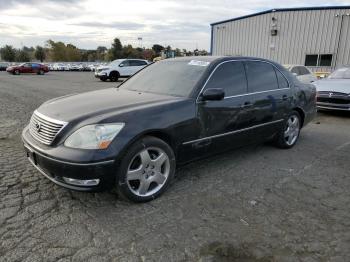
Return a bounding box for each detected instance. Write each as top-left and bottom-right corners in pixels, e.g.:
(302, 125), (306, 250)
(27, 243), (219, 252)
(63, 177), (100, 186)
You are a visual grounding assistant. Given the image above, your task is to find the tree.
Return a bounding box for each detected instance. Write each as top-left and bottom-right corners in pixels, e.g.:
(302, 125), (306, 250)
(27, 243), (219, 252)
(34, 46), (46, 62)
(152, 44), (164, 55)
(15, 48), (31, 62)
(47, 40), (67, 61)
(0, 45), (16, 62)
(97, 46), (107, 54)
(109, 38), (123, 60)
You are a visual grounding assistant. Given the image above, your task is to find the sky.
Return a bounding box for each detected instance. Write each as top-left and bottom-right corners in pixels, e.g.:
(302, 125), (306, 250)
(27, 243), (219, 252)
(0, 0), (349, 51)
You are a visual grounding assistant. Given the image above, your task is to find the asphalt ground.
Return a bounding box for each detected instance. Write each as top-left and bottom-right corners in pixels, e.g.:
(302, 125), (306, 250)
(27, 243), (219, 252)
(0, 71), (349, 262)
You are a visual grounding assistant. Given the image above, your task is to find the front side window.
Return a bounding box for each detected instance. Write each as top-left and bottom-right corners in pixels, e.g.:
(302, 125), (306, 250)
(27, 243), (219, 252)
(291, 67), (300, 75)
(205, 61), (247, 97)
(119, 60), (130, 67)
(245, 61), (279, 92)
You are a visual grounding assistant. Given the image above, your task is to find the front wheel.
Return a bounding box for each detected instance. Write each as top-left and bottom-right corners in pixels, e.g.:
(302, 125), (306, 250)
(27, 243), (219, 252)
(38, 70), (44, 75)
(117, 136), (176, 202)
(274, 111), (301, 149)
(14, 70), (20, 75)
(109, 71), (119, 82)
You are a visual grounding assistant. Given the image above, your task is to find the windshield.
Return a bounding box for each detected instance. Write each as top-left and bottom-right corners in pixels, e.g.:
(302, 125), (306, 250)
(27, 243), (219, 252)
(120, 60), (209, 97)
(328, 67), (350, 79)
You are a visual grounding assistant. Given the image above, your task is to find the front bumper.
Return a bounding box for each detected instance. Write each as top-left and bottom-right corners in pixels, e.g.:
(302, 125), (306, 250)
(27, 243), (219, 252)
(22, 129), (116, 192)
(95, 71), (108, 78)
(317, 102), (350, 111)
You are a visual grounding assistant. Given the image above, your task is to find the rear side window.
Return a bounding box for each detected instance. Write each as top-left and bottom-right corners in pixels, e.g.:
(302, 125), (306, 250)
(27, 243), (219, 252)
(205, 61), (247, 97)
(130, 60), (147, 66)
(244, 61), (279, 92)
(275, 69), (289, 89)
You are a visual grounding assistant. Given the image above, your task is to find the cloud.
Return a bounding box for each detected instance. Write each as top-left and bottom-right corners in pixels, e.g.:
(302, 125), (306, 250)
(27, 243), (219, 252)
(0, 0), (349, 50)
(69, 21), (145, 30)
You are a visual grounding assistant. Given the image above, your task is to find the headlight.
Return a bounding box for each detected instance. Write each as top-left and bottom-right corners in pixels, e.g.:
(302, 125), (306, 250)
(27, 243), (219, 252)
(64, 123), (124, 149)
(101, 67), (109, 71)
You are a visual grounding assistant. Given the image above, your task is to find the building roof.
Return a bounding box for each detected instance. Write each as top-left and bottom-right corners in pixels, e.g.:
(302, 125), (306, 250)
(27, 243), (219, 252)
(211, 6), (350, 26)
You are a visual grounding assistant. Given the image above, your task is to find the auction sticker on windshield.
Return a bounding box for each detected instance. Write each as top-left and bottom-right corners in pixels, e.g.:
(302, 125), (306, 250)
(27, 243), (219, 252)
(188, 60), (210, 66)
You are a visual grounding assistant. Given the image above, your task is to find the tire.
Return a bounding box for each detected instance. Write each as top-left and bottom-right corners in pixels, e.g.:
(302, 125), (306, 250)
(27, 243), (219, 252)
(117, 136), (176, 203)
(109, 71), (119, 82)
(274, 111), (301, 149)
(38, 70), (44, 75)
(14, 70), (20, 75)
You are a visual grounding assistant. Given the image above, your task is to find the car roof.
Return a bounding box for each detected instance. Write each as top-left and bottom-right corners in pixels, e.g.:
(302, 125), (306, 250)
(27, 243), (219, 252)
(165, 56), (284, 67)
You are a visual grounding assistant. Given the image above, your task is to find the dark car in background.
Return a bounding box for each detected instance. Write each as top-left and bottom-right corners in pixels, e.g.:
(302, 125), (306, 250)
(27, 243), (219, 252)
(314, 66), (350, 111)
(6, 63), (49, 75)
(0, 62), (9, 71)
(22, 56), (316, 202)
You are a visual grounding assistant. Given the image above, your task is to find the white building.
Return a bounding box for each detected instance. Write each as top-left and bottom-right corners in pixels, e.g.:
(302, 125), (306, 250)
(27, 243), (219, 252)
(210, 6), (350, 72)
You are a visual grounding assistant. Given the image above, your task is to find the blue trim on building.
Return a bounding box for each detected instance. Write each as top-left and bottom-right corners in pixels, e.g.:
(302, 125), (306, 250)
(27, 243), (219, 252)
(211, 5), (350, 26)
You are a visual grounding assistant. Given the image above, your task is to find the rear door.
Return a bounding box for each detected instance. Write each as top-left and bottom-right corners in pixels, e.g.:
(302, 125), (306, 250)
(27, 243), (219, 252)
(243, 61), (291, 142)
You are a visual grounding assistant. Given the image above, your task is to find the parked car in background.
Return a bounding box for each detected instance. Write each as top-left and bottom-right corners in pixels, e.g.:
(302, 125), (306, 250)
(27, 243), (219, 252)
(284, 65), (317, 83)
(0, 62), (9, 71)
(314, 66), (350, 111)
(95, 59), (150, 81)
(23, 56), (316, 202)
(6, 63), (49, 75)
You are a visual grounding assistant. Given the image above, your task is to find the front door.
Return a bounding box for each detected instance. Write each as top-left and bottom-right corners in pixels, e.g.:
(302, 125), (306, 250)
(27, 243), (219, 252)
(193, 61), (253, 157)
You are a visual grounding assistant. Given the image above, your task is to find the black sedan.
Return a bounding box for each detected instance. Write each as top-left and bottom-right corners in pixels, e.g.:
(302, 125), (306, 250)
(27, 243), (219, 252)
(22, 56), (316, 202)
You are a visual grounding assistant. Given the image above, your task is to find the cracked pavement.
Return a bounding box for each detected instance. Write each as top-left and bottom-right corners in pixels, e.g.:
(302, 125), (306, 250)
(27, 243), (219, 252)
(0, 72), (349, 261)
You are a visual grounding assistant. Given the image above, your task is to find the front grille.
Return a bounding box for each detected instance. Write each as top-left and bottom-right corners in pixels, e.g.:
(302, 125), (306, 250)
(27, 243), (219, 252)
(29, 111), (67, 145)
(317, 97), (350, 104)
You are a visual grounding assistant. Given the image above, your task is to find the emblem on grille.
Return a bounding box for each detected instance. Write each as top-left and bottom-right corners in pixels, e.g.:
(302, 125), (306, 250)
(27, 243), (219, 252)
(35, 123), (41, 132)
(329, 92), (333, 97)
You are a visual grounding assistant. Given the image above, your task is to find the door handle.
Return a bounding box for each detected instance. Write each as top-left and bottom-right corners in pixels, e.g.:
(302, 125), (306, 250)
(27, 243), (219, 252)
(282, 95), (288, 101)
(241, 101), (252, 109)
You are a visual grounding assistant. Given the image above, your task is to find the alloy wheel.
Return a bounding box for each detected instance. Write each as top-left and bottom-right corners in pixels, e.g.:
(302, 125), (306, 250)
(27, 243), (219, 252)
(126, 147), (170, 197)
(284, 115), (300, 146)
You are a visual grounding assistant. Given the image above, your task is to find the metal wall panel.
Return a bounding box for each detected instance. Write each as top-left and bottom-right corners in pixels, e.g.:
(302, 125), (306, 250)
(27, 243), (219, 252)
(212, 9), (350, 71)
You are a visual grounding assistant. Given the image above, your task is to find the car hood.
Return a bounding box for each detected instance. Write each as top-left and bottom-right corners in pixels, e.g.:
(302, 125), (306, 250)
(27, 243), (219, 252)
(37, 88), (183, 122)
(314, 79), (350, 94)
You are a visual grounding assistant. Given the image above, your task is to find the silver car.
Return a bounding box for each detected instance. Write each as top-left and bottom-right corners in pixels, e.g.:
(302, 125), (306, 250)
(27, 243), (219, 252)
(284, 65), (317, 84)
(314, 66), (350, 111)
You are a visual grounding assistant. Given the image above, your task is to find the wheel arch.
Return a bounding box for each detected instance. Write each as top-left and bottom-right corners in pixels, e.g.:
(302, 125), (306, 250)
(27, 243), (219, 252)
(292, 107), (305, 128)
(109, 70), (120, 77)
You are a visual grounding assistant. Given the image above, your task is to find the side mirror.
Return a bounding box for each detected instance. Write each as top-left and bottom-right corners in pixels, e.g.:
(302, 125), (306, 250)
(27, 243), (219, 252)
(292, 72), (298, 76)
(119, 64), (124, 67)
(201, 88), (225, 101)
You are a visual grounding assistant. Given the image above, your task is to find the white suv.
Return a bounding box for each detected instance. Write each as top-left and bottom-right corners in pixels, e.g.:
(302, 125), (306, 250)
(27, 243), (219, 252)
(95, 59), (150, 81)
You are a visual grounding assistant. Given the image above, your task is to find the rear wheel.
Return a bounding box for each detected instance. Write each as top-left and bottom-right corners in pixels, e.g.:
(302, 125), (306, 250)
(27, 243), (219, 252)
(117, 136), (175, 202)
(274, 111), (301, 149)
(109, 71), (119, 82)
